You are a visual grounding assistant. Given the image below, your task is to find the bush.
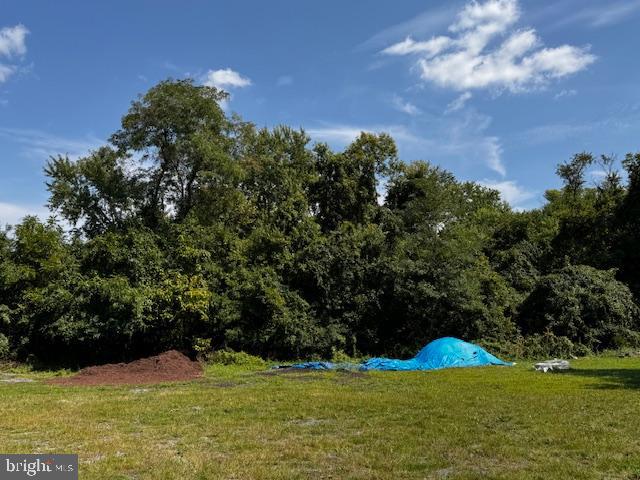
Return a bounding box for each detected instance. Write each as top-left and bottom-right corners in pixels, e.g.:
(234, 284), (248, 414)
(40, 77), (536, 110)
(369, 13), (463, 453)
(192, 337), (212, 361)
(208, 348), (266, 368)
(518, 265), (640, 351)
(478, 332), (591, 359)
(520, 333), (582, 358)
(0, 333), (10, 360)
(225, 267), (336, 359)
(331, 347), (356, 363)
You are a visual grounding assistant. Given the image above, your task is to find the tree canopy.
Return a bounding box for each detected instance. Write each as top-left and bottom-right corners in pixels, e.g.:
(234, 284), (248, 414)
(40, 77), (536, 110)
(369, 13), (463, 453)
(2, 79), (639, 365)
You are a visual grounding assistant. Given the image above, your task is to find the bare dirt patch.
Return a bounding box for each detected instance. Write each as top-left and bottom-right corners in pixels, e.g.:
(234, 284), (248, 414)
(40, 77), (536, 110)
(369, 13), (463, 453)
(48, 350), (203, 386)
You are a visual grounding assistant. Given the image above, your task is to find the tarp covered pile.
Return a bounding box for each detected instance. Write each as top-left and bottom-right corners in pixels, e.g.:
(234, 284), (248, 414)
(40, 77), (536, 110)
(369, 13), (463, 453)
(289, 337), (512, 371)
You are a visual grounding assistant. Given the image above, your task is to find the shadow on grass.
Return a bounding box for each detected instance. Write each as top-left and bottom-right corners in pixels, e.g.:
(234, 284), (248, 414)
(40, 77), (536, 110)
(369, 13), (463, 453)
(564, 368), (640, 390)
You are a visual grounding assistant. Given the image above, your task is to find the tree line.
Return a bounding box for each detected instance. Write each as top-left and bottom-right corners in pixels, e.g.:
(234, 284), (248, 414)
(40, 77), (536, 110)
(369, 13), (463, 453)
(1, 79), (639, 365)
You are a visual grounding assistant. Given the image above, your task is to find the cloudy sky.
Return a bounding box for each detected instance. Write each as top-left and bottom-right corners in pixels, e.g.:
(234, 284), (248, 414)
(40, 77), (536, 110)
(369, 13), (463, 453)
(2, 0), (640, 224)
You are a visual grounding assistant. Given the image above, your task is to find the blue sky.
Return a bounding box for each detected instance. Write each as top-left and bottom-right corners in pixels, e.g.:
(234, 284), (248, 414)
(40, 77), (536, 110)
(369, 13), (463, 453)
(2, 0), (640, 225)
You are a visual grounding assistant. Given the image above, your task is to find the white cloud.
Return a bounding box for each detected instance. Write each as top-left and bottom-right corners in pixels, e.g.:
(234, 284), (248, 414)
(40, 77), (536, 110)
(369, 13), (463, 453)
(484, 137), (506, 177)
(436, 109), (507, 176)
(381, 0), (595, 92)
(0, 24), (28, 58)
(276, 75), (293, 86)
(445, 91), (472, 113)
(0, 201), (49, 227)
(553, 0), (640, 28)
(517, 122), (593, 145)
(0, 24), (28, 84)
(359, 3), (459, 51)
(438, 133), (506, 177)
(382, 36), (451, 57)
(0, 127), (103, 160)
(307, 124), (421, 146)
(0, 63), (15, 83)
(516, 103), (640, 145)
(203, 68), (252, 90)
(479, 179), (535, 208)
(391, 94), (421, 115)
(307, 111), (507, 177)
(554, 88), (577, 100)
(450, 0), (520, 37)
(307, 125), (369, 145)
(586, 0), (640, 26)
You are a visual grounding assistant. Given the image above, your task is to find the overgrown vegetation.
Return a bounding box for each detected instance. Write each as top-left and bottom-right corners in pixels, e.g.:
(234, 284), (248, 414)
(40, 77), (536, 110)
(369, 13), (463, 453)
(1, 79), (639, 365)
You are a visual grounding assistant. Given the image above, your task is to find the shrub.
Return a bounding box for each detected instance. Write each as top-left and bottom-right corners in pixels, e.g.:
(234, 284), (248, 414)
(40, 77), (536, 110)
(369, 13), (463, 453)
(192, 337), (212, 361)
(478, 332), (591, 359)
(331, 347), (356, 363)
(225, 267), (335, 359)
(208, 348), (266, 368)
(0, 333), (10, 360)
(518, 265), (640, 351)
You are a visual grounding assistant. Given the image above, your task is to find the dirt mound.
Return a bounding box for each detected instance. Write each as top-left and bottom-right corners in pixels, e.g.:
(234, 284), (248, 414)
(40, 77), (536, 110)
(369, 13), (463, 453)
(49, 350), (203, 386)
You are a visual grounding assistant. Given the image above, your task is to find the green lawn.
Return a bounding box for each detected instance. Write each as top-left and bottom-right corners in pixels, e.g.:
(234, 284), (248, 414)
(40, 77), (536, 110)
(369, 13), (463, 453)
(2, 358), (640, 479)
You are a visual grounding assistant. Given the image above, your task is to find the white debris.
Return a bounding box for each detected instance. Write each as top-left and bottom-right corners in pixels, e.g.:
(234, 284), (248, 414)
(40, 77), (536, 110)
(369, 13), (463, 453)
(534, 359), (570, 372)
(129, 388), (150, 394)
(1, 377), (35, 383)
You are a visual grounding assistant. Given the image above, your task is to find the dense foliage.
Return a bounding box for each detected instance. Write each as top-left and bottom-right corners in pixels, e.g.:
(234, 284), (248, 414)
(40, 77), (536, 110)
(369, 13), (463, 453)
(1, 79), (639, 364)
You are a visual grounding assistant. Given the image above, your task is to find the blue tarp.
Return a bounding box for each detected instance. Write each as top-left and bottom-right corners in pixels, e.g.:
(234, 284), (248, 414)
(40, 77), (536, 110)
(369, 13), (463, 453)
(360, 337), (511, 371)
(291, 361), (337, 370)
(289, 337), (512, 371)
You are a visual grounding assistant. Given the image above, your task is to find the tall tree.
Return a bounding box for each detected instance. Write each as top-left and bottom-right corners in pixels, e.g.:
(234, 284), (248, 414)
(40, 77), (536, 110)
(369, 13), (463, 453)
(110, 79), (232, 224)
(312, 133), (397, 231)
(617, 153), (640, 299)
(46, 79), (234, 236)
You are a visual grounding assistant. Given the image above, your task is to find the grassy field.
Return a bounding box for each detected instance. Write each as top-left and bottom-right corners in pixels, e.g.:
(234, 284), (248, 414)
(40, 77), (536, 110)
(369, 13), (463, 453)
(2, 358), (640, 479)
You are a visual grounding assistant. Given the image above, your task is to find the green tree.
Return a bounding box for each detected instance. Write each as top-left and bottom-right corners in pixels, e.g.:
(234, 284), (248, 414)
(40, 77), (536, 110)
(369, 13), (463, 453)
(45, 147), (142, 236)
(46, 79), (236, 235)
(519, 265), (639, 351)
(312, 133), (397, 231)
(4, 78), (639, 365)
(616, 153), (640, 299)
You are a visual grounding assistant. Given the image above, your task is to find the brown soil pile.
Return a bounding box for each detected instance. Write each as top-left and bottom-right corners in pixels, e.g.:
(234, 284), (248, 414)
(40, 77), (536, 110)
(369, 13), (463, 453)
(49, 350), (203, 386)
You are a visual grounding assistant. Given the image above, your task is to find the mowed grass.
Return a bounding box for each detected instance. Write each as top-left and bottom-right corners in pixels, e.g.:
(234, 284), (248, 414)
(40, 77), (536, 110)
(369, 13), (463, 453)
(2, 358), (640, 479)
